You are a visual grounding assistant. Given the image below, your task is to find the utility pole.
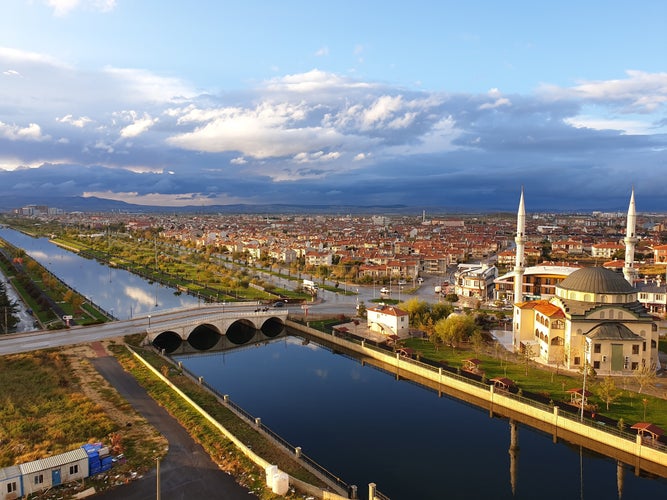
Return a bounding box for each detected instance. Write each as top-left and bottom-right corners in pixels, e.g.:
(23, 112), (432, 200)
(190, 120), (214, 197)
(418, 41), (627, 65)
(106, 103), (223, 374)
(156, 457), (161, 500)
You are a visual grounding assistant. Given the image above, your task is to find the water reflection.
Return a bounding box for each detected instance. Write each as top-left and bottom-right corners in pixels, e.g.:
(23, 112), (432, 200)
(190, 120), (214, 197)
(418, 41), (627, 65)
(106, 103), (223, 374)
(0, 228), (199, 317)
(175, 334), (667, 500)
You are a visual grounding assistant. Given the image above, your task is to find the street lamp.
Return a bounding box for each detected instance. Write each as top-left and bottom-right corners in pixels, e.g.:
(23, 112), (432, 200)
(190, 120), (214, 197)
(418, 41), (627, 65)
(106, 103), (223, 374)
(148, 315), (151, 328)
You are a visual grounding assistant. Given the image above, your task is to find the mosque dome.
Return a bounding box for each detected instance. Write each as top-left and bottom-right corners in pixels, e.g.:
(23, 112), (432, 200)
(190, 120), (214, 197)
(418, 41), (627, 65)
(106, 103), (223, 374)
(557, 267), (634, 295)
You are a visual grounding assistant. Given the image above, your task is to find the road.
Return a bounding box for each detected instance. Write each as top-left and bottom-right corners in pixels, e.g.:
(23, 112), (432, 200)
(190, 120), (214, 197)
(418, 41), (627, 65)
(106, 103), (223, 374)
(90, 348), (255, 500)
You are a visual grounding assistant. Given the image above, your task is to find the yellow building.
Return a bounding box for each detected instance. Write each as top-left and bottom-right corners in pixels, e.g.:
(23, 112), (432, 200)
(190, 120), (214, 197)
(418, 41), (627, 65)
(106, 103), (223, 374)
(513, 266), (659, 374)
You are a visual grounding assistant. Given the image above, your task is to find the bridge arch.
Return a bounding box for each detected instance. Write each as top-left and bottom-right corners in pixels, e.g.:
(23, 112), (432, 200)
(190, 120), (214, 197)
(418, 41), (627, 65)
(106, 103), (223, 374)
(227, 319), (259, 344)
(187, 323), (222, 350)
(260, 316), (285, 337)
(152, 331), (182, 353)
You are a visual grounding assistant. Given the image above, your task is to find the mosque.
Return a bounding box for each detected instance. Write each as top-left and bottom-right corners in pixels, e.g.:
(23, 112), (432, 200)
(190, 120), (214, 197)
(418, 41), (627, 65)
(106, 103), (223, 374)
(511, 189), (660, 375)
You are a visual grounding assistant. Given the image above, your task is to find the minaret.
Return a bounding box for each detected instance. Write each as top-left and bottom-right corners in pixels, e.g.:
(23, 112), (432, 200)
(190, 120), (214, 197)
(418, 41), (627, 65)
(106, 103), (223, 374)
(513, 188), (526, 303)
(623, 188), (638, 286)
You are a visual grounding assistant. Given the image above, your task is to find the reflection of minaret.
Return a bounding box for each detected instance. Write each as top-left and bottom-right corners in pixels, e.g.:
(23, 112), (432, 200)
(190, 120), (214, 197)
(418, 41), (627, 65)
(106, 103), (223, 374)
(617, 460), (624, 499)
(509, 419), (519, 496)
(623, 188), (638, 286)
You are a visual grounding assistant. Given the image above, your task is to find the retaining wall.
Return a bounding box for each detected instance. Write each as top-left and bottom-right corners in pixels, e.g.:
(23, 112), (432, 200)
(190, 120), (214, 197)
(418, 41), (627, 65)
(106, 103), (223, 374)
(126, 345), (350, 500)
(286, 319), (667, 470)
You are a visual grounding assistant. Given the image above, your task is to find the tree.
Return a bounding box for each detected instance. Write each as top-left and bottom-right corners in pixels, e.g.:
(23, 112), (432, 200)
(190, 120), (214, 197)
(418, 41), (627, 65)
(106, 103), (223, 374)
(634, 361), (657, 394)
(522, 343), (535, 376)
(595, 376), (623, 411)
(434, 314), (479, 349)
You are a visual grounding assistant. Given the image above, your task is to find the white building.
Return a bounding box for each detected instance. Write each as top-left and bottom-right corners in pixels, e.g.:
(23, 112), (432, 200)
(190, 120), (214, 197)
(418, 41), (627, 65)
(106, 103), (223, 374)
(366, 304), (409, 338)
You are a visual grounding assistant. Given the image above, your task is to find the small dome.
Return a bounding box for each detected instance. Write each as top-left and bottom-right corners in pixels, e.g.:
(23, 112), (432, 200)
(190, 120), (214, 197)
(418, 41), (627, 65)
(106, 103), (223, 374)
(557, 267), (634, 294)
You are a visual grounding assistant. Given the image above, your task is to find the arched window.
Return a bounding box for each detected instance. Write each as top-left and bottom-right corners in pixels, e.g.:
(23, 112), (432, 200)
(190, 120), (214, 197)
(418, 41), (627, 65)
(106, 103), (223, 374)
(609, 310), (614, 319)
(600, 311), (605, 319)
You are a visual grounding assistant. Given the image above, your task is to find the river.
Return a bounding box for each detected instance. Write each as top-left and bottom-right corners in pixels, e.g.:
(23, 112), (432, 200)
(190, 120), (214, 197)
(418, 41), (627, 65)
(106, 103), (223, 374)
(1, 226), (666, 499)
(0, 227), (199, 320)
(175, 334), (667, 500)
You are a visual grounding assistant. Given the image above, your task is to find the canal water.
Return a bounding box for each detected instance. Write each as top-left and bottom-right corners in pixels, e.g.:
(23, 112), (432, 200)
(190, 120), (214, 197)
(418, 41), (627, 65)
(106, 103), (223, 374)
(1, 226), (666, 498)
(175, 336), (667, 500)
(0, 227), (199, 319)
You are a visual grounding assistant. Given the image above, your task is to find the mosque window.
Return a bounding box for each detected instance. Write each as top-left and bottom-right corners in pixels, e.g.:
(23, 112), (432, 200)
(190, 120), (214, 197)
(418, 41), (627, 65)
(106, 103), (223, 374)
(631, 362), (639, 370)
(632, 345), (640, 355)
(600, 311), (605, 319)
(617, 312), (622, 319)
(593, 343), (601, 354)
(652, 340), (657, 348)
(574, 356), (581, 365)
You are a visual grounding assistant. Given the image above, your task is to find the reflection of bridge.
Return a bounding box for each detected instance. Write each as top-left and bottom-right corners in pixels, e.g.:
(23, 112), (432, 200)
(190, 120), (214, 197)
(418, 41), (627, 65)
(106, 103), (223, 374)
(147, 304), (289, 353)
(168, 329), (289, 356)
(0, 303), (288, 356)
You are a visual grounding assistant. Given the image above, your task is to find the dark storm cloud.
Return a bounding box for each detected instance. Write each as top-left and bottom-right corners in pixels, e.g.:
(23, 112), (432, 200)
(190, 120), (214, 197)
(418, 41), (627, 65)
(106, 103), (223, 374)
(1, 52), (666, 211)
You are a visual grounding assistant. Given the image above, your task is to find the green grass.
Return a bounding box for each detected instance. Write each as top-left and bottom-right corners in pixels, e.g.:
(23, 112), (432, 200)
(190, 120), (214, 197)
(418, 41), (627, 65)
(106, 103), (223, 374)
(402, 337), (667, 428)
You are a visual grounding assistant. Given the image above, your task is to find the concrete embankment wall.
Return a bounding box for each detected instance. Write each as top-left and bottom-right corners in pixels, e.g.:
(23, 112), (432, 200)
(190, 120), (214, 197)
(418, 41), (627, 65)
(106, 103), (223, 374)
(286, 320), (667, 471)
(126, 345), (349, 500)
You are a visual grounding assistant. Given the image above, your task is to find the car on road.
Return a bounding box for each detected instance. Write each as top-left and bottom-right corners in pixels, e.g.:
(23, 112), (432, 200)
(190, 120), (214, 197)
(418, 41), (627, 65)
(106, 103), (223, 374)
(380, 287), (390, 294)
(417, 277), (424, 284)
(273, 301), (286, 307)
(398, 280), (407, 286)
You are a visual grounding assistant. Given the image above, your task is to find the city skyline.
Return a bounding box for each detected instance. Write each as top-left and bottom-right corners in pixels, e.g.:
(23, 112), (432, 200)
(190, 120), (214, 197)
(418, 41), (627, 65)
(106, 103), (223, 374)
(1, 1), (667, 211)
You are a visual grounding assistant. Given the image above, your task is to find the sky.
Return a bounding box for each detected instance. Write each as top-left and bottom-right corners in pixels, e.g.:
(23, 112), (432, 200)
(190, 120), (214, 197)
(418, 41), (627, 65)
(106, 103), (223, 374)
(1, 0), (667, 212)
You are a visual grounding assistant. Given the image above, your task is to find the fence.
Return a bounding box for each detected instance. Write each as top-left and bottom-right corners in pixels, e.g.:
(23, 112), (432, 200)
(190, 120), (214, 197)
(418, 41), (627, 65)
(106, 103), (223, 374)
(288, 319), (667, 465)
(178, 361), (353, 495)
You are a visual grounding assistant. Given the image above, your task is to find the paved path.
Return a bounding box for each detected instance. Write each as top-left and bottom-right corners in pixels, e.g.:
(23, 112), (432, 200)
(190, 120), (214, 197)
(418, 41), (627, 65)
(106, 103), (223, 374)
(90, 344), (256, 500)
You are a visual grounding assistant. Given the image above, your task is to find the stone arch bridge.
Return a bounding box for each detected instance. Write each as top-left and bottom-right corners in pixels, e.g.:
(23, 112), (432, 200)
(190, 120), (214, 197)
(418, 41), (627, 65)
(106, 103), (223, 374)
(145, 303), (289, 353)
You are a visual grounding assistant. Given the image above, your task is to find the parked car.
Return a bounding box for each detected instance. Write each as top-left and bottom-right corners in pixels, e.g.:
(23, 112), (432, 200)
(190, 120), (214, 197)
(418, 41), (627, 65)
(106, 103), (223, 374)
(417, 277), (424, 284)
(273, 301), (285, 307)
(380, 287), (390, 294)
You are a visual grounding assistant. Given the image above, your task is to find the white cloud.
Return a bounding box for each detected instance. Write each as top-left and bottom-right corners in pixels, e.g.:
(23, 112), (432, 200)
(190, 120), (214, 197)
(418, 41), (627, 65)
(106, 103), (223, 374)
(0, 46), (68, 68)
(315, 46), (329, 57)
(0, 157), (45, 171)
(104, 67), (195, 103)
(167, 101), (348, 158)
(57, 114), (92, 128)
(82, 190), (249, 206)
(0, 121), (48, 141)
(46, 0), (117, 17)
(119, 113), (158, 138)
(2, 69), (21, 77)
(264, 69), (373, 93)
(293, 151), (341, 163)
(563, 116), (650, 135)
(539, 70), (667, 113)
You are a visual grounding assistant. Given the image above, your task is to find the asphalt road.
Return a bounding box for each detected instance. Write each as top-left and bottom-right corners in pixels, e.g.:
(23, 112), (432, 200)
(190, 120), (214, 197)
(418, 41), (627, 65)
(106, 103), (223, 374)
(90, 351), (256, 500)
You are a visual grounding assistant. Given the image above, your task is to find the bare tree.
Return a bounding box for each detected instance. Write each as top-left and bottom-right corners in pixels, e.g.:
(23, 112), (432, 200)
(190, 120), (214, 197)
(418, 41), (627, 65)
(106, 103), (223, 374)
(634, 361), (657, 394)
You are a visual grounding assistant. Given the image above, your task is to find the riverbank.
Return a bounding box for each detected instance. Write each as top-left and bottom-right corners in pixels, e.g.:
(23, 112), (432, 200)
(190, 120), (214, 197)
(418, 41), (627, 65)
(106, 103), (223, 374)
(114, 339), (352, 499)
(286, 319), (667, 475)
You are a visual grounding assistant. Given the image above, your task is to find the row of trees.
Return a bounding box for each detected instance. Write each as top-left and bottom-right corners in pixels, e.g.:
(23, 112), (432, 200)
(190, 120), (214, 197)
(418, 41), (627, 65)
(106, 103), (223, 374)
(0, 280), (19, 334)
